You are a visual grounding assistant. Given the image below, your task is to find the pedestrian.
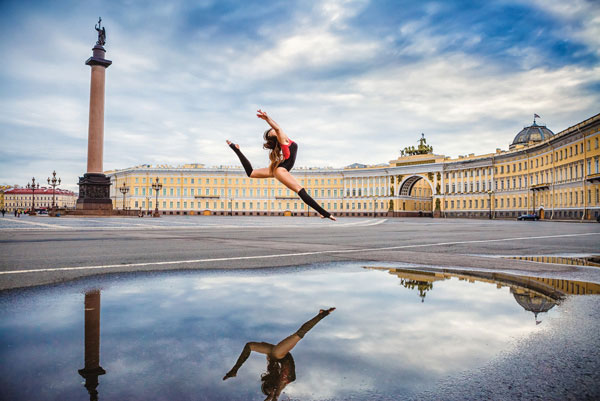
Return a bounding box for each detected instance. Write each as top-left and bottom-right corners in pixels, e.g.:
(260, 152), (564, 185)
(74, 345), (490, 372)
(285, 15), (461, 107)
(1, 208), (5, 217)
(227, 110), (336, 220)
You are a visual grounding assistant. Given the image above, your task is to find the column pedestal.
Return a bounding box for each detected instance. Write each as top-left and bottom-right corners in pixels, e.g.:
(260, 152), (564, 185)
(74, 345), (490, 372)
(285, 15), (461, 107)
(76, 173), (112, 210)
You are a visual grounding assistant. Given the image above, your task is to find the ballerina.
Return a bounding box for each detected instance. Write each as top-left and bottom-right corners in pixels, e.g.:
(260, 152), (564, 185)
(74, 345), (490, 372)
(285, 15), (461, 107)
(223, 308), (336, 400)
(227, 110), (336, 220)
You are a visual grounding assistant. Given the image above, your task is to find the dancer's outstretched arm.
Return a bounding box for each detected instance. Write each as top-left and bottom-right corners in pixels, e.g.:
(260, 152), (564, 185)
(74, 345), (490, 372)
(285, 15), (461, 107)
(223, 342), (274, 380)
(257, 110), (289, 144)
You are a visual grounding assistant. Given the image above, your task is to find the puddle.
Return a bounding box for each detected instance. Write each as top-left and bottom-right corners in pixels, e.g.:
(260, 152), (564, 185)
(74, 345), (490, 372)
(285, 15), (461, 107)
(502, 255), (600, 267)
(0, 263), (598, 400)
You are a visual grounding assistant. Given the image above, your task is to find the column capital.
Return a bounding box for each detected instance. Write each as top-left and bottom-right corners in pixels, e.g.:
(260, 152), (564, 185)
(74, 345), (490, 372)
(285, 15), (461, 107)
(85, 45), (112, 68)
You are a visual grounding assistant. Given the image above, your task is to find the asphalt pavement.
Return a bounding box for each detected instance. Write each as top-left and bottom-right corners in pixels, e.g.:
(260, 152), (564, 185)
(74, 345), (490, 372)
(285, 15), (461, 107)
(1, 215), (599, 290)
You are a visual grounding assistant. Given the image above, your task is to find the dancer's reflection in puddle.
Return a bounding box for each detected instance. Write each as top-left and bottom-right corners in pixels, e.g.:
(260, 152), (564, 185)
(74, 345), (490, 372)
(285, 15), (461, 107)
(223, 307), (335, 400)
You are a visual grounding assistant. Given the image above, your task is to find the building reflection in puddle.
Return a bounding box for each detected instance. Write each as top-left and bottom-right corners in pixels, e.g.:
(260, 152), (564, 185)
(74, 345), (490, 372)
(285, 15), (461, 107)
(223, 308), (335, 401)
(78, 289), (106, 401)
(504, 255), (600, 268)
(3, 264), (599, 400)
(366, 266), (600, 324)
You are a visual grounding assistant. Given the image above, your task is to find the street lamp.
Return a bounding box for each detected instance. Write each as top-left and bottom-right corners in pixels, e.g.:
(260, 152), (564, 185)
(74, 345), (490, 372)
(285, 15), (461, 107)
(151, 177), (162, 217)
(47, 170), (61, 210)
(26, 177), (40, 215)
(487, 190), (494, 219)
(119, 182), (129, 211)
(372, 197), (378, 218)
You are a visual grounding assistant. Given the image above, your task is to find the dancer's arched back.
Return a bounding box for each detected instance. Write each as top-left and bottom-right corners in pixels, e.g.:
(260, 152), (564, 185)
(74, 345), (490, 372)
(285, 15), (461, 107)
(223, 308), (335, 401)
(227, 110), (336, 220)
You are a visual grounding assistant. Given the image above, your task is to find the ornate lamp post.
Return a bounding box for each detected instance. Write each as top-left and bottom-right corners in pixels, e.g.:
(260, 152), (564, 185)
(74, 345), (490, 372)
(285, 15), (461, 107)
(372, 197), (377, 218)
(47, 171), (62, 210)
(151, 177), (162, 217)
(26, 177), (40, 215)
(119, 182), (129, 211)
(488, 190), (494, 219)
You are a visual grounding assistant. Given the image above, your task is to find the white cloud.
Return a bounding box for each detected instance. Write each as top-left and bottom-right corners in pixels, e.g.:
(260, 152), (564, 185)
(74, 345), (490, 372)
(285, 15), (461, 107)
(526, 0), (600, 56)
(1, 0), (599, 189)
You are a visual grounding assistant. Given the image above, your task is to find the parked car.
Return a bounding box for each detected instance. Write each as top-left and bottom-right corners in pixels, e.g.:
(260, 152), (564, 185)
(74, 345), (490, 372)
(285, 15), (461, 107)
(517, 213), (539, 221)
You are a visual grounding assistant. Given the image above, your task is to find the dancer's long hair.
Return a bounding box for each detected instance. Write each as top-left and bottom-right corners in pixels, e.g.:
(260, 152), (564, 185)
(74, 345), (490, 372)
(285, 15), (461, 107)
(263, 129), (283, 175)
(261, 360), (281, 396)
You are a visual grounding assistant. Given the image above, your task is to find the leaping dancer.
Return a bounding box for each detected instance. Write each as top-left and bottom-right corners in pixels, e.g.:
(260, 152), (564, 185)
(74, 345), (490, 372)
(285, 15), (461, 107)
(223, 308), (336, 400)
(227, 110), (336, 220)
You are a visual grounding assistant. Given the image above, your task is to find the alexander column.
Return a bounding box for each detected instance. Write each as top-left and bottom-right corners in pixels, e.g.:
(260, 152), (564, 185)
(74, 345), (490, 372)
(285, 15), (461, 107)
(78, 290), (106, 401)
(76, 17), (113, 211)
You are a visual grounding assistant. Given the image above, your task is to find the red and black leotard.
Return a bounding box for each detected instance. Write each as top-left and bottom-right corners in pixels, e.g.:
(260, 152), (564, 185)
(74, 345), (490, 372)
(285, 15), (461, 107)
(278, 140), (298, 172)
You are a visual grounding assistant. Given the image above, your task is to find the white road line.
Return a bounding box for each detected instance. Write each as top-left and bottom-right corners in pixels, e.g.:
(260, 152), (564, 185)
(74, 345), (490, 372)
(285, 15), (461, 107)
(1, 232), (597, 275)
(0, 218), (387, 231)
(2, 219), (69, 229)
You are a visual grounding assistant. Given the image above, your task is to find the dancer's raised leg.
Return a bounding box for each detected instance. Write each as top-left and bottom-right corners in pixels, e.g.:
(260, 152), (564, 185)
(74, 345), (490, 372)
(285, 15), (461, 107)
(227, 140), (254, 177)
(274, 168), (336, 220)
(271, 308), (335, 359)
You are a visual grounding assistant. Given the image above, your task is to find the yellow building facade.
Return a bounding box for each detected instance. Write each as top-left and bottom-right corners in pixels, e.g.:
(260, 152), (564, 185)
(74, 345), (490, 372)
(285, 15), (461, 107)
(106, 113), (600, 220)
(0, 185), (11, 210)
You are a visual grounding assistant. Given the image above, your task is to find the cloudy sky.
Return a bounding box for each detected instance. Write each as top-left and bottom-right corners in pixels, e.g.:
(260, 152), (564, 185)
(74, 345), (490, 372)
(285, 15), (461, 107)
(1, 0), (599, 191)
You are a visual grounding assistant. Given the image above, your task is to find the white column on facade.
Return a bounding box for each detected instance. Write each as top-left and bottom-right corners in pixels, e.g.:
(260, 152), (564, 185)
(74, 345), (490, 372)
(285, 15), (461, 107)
(362, 177), (365, 197)
(441, 171), (445, 195)
(385, 175), (388, 196)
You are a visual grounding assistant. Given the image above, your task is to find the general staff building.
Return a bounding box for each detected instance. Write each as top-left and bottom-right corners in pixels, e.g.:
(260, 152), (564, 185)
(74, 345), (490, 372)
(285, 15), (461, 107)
(106, 113), (600, 220)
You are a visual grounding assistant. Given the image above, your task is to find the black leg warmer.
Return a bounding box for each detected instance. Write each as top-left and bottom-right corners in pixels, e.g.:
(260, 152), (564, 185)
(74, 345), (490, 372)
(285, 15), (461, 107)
(298, 188), (331, 218)
(229, 143), (253, 177)
(295, 310), (330, 339)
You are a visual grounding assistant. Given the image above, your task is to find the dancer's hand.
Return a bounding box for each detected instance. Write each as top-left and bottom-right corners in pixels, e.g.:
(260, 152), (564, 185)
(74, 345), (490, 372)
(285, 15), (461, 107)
(320, 307), (336, 314)
(257, 109), (268, 121)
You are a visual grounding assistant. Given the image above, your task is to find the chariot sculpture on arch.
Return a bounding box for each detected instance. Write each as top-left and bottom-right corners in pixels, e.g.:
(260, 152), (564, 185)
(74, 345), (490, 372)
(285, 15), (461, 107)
(95, 17), (106, 46)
